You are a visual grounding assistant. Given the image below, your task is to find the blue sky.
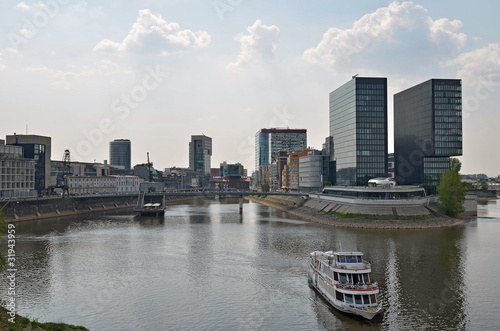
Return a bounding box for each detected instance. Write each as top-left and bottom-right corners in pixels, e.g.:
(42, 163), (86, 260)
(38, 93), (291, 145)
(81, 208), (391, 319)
(1, 0), (499, 176)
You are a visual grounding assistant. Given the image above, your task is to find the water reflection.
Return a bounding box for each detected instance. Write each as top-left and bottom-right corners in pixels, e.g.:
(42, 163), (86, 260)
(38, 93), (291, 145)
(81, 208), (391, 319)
(0, 199), (494, 330)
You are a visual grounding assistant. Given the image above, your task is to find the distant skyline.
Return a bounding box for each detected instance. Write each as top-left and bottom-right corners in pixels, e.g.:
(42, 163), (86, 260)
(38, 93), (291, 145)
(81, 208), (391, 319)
(1, 1), (499, 176)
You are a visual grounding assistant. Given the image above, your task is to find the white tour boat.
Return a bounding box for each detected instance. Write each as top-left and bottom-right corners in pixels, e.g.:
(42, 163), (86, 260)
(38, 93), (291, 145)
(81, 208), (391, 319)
(308, 248), (383, 320)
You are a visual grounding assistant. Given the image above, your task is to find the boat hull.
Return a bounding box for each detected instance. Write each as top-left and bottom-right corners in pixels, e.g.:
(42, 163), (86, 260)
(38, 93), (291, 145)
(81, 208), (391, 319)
(308, 271), (382, 321)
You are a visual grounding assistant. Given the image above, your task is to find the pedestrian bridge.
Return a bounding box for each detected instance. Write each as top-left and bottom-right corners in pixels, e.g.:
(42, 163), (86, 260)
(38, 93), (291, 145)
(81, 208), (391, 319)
(139, 190), (308, 215)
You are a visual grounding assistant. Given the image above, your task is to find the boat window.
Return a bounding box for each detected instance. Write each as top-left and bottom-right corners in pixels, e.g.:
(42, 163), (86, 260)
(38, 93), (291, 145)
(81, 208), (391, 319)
(370, 294), (376, 304)
(340, 256), (346, 263)
(354, 295), (362, 305)
(334, 272), (339, 281)
(352, 274), (359, 283)
(357, 256), (362, 263)
(339, 273), (347, 283)
(336, 290), (344, 302)
(345, 294), (353, 304)
(347, 256), (357, 263)
(362, 295), (370, 305)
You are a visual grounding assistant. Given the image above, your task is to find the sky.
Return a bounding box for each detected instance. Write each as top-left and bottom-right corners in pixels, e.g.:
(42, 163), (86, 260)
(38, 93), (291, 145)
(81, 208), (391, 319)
(1, 0), (499, 176)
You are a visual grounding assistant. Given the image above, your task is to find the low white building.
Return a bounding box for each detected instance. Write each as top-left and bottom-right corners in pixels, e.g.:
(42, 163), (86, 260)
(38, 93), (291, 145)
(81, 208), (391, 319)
(299, 151), (324, 192)
(115, 175), (142, 193)
(68, 175), (142, 195)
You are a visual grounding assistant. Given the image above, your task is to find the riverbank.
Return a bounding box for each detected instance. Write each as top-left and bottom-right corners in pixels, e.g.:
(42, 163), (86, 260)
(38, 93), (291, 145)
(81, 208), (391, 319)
(0, 304), (89, 331)
(247, 195), (470, 229)
(2, 195), (195, 223)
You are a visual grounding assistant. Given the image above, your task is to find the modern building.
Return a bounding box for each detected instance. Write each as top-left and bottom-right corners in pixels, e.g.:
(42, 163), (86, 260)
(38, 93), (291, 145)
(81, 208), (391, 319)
(394, 79), (462, 193)
(189, 135), (212, 187)
(6, 134), (51, 196)
(299, 150), (324, 192)
(329, 77), (388, 186)
(109, 139), (131, 170)
(255, 128), (307, 189)
(0, 141), (36, 198)
(322, 136), (336, 185)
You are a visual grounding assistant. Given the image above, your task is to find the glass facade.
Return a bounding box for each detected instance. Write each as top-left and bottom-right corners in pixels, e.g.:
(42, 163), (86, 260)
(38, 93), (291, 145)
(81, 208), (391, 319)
(109, 139), (131, 170)
(189, 135), (212, 187)
(394, 79), (462, 194)
(255, 129), (307, 187)
(330, 77), (388, 186)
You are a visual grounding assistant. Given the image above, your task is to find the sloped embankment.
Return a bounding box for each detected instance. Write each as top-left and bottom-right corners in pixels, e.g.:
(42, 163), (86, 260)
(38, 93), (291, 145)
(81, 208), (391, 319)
(246, 195), (468, 229)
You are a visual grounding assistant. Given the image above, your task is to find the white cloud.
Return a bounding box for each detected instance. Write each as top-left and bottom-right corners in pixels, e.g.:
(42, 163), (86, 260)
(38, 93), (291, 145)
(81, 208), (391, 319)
(303, 1), (466, 69)
(15, 2), (31, 10)
(445, 43), (500, 86)
(24, 59), (126, 89)
(94, 9), (211, 55)
(228, 19), (280, 70)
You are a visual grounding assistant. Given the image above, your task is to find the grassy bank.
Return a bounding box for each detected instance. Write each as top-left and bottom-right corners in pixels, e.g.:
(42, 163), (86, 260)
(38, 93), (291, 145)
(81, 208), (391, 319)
(0, 305), (89, 331)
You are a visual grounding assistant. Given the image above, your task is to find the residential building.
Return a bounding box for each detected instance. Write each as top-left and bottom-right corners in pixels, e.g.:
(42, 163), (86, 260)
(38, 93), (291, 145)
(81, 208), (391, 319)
(287, 149), (314, 191)
(109, 139), (131, 170)
(394, 78), (462, 193)
(329, 77), (388, 186)
(6, 134), (51, 196)
(189, 135), (212, 187)
(0, 141), (36, 198)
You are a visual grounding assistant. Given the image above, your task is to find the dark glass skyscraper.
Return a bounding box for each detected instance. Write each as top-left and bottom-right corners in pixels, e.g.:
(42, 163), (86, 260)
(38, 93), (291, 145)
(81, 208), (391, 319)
(329, 77), (388, 186)
(189, 135), (212, 187)
(109, 139), (131, 170)
(394, 79), (462, 193)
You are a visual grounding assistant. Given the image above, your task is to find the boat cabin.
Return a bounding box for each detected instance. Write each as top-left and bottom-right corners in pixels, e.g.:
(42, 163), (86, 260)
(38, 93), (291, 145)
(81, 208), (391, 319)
(333, 252), (363, 264)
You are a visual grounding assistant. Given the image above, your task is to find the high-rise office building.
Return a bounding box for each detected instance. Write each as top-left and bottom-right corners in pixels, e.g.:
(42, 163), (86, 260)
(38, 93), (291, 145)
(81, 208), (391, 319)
(189, 135), (212, 187)
(394, 79), (462, 193)
(255, 128), (307, 189)
(109, 139), (131, 170)
(6, 134), (51, 196)
(329, 77), (388, 186)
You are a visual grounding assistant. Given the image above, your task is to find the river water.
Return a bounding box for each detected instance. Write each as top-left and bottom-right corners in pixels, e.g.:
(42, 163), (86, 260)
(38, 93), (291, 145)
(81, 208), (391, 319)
(1, 198), (499, 330)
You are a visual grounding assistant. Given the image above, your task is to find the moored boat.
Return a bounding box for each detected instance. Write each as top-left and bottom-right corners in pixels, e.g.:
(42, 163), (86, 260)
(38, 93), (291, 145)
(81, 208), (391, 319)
(308, 248), (383, 320)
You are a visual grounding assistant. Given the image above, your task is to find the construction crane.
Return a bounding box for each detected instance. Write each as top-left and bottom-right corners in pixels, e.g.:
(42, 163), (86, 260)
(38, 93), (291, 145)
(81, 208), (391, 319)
(56, 149), (71, 197)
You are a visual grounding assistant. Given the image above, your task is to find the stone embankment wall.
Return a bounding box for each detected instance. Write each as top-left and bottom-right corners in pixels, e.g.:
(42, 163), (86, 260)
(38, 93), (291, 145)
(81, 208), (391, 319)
(0, 195), (190, 222)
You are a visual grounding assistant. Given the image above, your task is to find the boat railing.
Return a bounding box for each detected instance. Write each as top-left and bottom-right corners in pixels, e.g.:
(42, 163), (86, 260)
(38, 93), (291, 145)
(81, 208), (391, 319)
(330, 260), (371, 269)
(335, 282), (378, 291)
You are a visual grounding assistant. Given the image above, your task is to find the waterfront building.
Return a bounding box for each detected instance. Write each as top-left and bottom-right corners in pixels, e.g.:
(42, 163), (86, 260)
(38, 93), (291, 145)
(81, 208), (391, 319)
(255, 128), (307, 189)
(388, 153), (395, 179)
(109, 139), (131, 170)
(299, 150), (324, 192)
(322, 136), (336, 185)
(0, 140), (36, 198)
(68, 175), (142, 195)
(5, 134), (51, 196)
(288, 149), (314, 191)
(329, 77), (388, 186)
(210, 162), (250, 190)
(163, 167), (198, 190)
(394, 79), (462, 193)
(189, 135), (212, 188)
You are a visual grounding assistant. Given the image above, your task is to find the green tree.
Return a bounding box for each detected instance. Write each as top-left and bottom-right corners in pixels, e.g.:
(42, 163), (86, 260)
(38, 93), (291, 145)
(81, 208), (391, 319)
(450, 157), (462, 172)
(323, 180), (332, 187)
(437, 169), (467, 217)
(479, 181), (489, 191)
